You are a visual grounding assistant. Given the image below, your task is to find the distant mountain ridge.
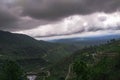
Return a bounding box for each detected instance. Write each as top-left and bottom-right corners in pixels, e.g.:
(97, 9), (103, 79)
(49, 34), (120, 47)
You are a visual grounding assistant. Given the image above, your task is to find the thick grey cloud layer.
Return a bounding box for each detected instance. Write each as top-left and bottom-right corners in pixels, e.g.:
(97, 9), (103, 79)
(22, 0), (120, 19)
(0, 0), (120, 35)
(0, 0), (52, 31)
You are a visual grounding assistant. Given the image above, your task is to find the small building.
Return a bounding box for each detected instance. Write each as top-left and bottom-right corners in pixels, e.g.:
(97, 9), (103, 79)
(26, 72), (37, 80)
(27, 75), (37, 80)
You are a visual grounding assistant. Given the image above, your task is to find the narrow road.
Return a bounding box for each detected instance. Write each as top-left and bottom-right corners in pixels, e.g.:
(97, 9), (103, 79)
(65, 64), (72, 80)
(46, 71), (51, 77)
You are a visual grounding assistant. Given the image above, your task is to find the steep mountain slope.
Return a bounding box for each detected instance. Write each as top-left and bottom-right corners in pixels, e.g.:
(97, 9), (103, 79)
(47, 39), (120, 80)
(0, 30), (78, 71)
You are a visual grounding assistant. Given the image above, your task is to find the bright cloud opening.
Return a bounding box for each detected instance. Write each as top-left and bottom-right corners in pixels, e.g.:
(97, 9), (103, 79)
(14, 11), (120, 40)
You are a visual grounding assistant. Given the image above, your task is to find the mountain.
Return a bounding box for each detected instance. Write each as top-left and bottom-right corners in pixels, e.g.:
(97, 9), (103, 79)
(0, 30), (120, 80)
(0, 30), (78, 71)
(49, 34), (120, 48)
(47, 39), (120, 80)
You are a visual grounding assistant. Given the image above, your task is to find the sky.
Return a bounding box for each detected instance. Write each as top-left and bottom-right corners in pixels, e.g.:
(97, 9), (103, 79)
(0, 0), (120, 40)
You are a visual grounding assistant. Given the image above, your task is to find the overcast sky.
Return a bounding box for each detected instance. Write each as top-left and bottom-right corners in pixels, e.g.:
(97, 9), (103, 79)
(0, 0), (120, 40)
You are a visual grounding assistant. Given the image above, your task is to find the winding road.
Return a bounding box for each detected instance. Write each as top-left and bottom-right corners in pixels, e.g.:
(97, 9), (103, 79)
(65, 64), (72, 80)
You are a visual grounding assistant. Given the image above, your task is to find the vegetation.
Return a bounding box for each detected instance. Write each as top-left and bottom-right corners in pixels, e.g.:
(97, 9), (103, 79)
(72, 40), (120, 80)
(73, 60), (90, 80)
(0, 60), (26, 80)
(0, 30), (78, 71)
(0, 30), (120, 80)
(45, 39), (120, 80)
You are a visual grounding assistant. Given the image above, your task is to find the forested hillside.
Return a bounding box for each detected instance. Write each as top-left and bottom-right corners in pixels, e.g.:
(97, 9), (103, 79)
(0, 30), (78, 71)
(0, 30), (120, 80)
(46, 39), (120, 80)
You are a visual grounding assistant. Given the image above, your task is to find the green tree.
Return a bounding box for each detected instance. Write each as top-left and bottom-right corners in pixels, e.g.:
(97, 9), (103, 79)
(0, 60), (26, 80)
(73, 60), (89, 80)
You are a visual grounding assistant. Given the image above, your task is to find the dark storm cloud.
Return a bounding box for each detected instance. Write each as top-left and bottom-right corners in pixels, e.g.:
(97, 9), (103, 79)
(0, 0), (52, 31)
(0, 9), (17, 28)
(0, 1), (18, 29)
(22, 0), (120, 20)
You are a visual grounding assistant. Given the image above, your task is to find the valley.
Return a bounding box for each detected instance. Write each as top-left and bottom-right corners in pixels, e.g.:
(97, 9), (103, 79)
(0, 30), (120, 80)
